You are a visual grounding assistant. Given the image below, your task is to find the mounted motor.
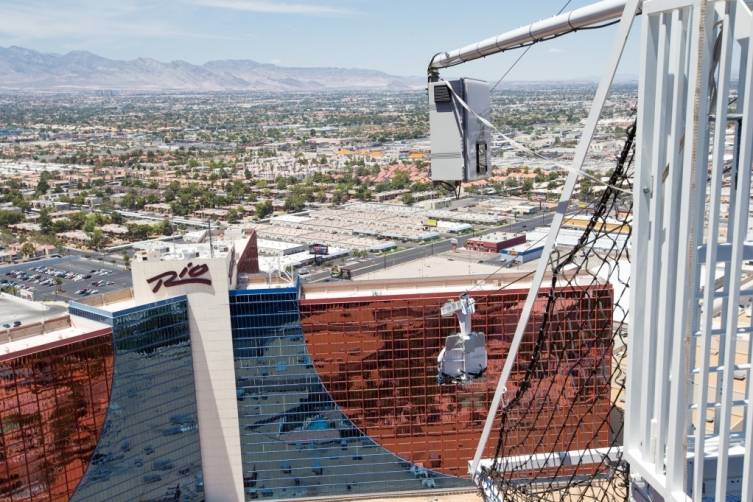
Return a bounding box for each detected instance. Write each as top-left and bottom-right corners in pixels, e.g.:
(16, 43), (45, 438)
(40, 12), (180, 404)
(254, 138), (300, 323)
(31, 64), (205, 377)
(437, 293), (487, 384)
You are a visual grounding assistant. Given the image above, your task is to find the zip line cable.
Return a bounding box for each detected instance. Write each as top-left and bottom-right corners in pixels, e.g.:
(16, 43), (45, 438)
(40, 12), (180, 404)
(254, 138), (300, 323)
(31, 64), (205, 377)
(490, 0), (573, 93)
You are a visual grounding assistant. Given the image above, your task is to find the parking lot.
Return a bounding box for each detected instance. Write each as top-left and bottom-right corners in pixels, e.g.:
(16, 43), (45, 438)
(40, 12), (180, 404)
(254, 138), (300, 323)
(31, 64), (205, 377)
(0, 255), (132, 303)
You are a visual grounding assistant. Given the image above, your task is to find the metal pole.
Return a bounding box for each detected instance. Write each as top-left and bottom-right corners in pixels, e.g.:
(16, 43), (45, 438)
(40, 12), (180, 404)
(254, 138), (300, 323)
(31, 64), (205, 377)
(624, 2), (659, 466)
(666, 1), (713, 497)
(694, 3), (735, 499)
(468, 0), (641, 480)
(208, 219), (214, 258)
(721, 13), (753, 502)
(429, 0), (632, 70)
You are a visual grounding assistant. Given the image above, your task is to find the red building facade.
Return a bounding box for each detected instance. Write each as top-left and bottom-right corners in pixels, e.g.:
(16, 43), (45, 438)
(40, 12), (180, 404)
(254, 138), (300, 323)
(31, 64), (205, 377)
(0, 329), (113, 501)
(237, 230), (260, 274)
(465, 233), (526, 253)
(299, 285), (613, 478)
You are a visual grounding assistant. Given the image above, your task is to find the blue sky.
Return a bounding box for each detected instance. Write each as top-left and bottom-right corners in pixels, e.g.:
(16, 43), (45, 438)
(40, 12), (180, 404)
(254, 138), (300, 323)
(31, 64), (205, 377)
(0, 0), (640, 80)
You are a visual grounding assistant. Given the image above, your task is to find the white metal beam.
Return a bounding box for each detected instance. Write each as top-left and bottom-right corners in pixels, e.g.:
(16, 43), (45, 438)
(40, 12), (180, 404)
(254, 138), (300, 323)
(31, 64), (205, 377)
(471, 447), (623, 475)
(735, 21), (753, 502)
(625, 7), (659, 466)
(654, 6), (689, 471)
(665, 1), (713, 498)
(643, 11), (671, 466)
(429, 0), (632, 70)
(693, 2), (735, 500)
(716, 28), (753, 502)
(469, 0), (642, 481)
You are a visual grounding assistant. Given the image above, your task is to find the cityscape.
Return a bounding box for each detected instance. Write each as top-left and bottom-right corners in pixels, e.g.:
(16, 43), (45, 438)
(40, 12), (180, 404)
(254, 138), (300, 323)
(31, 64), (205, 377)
(0, 85), (635, 282)
(0, 1), (752, 502)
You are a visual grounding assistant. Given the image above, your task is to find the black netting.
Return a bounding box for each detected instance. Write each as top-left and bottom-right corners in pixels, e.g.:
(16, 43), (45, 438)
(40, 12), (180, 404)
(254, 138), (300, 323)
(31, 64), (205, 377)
(478, 119), (636, 502)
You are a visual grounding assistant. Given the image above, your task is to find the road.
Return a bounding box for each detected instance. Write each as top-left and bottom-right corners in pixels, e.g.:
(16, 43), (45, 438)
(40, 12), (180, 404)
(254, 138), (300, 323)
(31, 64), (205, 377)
(305, 211), (554, 283)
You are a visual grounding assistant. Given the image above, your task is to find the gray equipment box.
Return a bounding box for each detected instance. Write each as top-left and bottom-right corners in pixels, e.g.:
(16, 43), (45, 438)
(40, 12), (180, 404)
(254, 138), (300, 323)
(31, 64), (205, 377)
(429, 78), (491, 182)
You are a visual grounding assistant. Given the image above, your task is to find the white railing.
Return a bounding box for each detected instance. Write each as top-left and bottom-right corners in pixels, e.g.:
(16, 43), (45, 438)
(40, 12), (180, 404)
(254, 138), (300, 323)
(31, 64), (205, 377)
(625, 1), (753, 501)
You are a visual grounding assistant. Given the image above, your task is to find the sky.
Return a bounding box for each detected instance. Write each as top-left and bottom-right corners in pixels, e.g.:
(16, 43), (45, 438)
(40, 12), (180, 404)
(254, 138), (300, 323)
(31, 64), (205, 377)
(0, 0), (641, 81)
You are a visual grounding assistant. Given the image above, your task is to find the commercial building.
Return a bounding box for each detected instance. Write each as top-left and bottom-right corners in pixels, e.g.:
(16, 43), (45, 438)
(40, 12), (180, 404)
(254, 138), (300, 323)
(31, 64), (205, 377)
(0, 301), (114, 500)
(499, 242), (544, 265)
(465, 232), (526, 253)
(0, 228), (613, 502)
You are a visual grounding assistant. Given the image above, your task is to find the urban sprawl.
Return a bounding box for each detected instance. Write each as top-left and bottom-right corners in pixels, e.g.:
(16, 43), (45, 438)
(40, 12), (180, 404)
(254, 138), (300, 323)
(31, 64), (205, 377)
(0, 84), (636, 302)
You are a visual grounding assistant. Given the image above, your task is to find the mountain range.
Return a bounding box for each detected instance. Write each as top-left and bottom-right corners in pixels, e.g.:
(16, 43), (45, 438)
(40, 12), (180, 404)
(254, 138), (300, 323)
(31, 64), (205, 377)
(0, 46), (425, 92)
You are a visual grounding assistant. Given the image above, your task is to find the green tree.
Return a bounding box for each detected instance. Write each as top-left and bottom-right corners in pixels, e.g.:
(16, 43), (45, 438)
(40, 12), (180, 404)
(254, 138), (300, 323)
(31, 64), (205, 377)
(227, 208), (240, 223)
(355, 186), (370, 201)
(522, 179), (534, 195)
(35, 171), (51, 196)
(0, 210), (23, 226)
(20, 241), (36, 258)
(89, 229), (106, 251)
(332, 190), (346, 205)
(39, 208), (53, 235)
(579, 177), (593, 199)
(284, 195), (306, 213)
(127, 224), (150, 241)
(255, 200), (273, 219)
(158, 220), (173, 236)
(390, 171), (410, 189)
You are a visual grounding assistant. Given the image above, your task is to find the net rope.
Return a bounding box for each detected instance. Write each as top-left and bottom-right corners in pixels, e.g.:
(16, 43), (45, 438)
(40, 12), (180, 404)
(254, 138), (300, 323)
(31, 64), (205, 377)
(477, 118), (636, 502)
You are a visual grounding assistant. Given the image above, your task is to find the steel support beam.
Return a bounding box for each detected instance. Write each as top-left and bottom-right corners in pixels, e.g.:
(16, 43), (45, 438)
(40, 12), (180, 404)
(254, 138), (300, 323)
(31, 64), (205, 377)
(469, 0), (641, 481)
(429, 0), (632, 70)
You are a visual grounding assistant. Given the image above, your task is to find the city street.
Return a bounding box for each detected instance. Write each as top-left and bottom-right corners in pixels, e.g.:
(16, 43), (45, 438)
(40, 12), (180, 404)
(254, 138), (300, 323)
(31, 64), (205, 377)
(305, 211), (554, 282)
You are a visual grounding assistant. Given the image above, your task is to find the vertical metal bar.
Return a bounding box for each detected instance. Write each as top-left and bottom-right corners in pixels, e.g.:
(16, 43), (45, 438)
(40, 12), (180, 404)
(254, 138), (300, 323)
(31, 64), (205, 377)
(643, 12), (672, 464)
(737, 31), (753, 502)
(693, 4), (735, 500)
(714, 40), (747, 437)
(718, 22), (753, 502)
(665, 0), (713, 497)
(626, 10), (659, 461)
(469, 0), (642, 479)
(654, 7), (689, 471)
(686, 0), (712, 451)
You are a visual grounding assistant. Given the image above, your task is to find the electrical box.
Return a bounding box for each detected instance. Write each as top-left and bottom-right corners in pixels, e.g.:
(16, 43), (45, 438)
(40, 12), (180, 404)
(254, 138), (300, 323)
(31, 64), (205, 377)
(429, 78), (491, 182)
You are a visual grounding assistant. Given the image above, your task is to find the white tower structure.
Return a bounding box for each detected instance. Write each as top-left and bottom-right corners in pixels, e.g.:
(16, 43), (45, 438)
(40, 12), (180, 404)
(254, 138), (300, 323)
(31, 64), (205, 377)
(627, 2), (753, 500)
(428, 0), (753, 500)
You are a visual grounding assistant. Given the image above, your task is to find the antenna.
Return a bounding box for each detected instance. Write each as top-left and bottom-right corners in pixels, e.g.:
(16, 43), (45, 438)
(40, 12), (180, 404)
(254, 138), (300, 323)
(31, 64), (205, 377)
(207, 219), (214, 258)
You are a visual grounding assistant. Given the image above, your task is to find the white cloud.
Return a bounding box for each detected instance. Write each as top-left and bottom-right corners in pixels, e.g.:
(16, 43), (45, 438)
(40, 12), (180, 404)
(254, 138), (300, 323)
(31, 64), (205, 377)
(0, 1), (168, 39)
(193, 0), (351, 15)
(0, 0), (252, 44)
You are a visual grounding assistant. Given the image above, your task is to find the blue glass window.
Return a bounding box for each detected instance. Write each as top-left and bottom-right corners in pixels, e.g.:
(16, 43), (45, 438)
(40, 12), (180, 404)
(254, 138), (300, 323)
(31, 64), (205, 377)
(72, 297), (204, 501)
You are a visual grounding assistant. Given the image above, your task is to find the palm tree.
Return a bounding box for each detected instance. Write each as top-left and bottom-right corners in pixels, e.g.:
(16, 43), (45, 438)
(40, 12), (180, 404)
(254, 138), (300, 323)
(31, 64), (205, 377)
(20, 242), (36, 259)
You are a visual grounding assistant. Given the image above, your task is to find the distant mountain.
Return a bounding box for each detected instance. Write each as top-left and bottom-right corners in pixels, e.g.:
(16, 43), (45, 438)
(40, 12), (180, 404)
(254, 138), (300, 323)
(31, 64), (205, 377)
(0, 46), (425, 92)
